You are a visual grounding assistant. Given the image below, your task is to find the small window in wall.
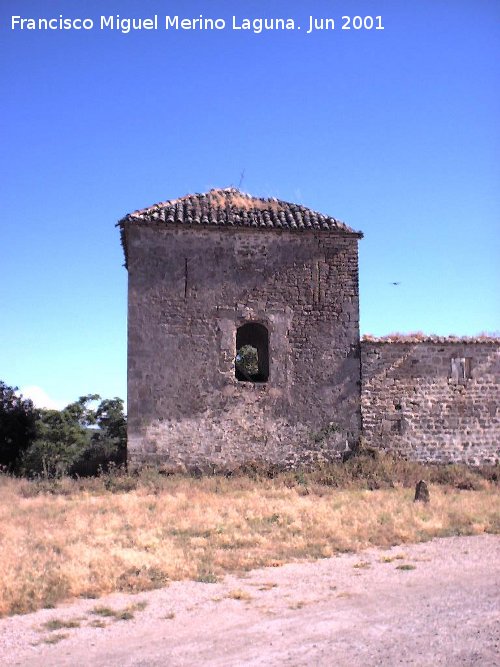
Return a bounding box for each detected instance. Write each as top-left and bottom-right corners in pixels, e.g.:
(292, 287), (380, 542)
(450, 357), (472, 382)
(235, 323), (269, 382)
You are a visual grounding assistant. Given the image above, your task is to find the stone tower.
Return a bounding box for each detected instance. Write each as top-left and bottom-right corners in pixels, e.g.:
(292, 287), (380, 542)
(118, 188), (363, 471)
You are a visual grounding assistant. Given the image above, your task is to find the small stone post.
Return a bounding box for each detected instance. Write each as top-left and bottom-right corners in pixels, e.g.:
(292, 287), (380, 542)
(414, 480), (430, 503)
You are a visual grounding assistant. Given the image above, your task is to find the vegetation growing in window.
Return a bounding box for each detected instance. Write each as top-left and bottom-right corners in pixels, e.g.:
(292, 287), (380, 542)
(235, 345), (259, 380)
(235, 323), (269, 382)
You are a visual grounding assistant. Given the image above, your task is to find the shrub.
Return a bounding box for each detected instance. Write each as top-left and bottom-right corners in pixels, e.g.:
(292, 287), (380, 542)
(0, 381), (38, 471)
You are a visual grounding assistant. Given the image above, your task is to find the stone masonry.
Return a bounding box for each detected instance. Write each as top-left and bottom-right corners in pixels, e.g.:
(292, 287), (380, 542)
(119, 188), (499, 470)
(119, 188), (362, 471)
(361, 337), (500, 465)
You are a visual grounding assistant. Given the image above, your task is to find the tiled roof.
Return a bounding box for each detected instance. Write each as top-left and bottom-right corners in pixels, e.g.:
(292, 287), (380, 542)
(118, 188), (362, 264)
(362, 333), (500, 344)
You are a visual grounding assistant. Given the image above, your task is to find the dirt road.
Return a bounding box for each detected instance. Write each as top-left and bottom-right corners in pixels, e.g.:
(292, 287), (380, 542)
(2, 535), (499, 666)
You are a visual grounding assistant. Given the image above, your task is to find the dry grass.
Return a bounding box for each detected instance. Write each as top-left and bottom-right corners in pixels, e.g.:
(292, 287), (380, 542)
(227, 589), (252, 601)
(0, 462), (498, 617)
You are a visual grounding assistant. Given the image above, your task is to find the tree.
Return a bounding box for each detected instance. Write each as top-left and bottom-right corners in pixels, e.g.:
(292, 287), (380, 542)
(20, 394), (127, 477)
(88, 397), (127, 464)
(0, 381), (38, 471)
(20, 396), (97, 477)
(95, 398), (126, 443)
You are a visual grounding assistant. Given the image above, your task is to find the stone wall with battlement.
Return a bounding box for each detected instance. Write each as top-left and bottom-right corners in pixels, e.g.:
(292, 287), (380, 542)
(361, 338), (500, 465)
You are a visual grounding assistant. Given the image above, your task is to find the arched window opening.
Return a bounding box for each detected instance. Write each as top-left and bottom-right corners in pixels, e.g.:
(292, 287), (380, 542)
(235, 323), (269, 382)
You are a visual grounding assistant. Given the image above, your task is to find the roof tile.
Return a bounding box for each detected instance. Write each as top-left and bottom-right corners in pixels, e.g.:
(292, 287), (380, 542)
(118, 187), (363, 266)
(119, 187), (361, 236)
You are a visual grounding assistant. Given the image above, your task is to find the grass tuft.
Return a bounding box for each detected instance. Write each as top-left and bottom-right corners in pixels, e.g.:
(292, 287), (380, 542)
(227, 589), (252, 601)
(257, 582), (278, 591)
(91, 606), (117, 617)
(42, 632), (69, 644)
(90, 602), (146, 621)
(41, 618), (80, 631)
(353, 561), (371, 569)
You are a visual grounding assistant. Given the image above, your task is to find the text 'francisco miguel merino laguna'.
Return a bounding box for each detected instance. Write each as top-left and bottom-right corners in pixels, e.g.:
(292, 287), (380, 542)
(11, 14), (385, 34)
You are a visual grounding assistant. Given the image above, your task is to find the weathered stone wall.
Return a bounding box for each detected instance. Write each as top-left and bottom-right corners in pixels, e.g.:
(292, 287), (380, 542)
(126, 224), (361, 471)
(361, 339), (500, 465)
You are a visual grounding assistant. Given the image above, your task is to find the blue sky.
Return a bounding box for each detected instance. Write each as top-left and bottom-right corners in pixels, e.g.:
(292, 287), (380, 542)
(1, 0), (498, 408)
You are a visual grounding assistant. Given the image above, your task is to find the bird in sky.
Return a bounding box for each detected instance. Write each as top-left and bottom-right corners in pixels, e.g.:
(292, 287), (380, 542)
(390, 281), (401, 286)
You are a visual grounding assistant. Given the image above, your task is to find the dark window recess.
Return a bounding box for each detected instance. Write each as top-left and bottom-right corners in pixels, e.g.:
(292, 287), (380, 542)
(235, 323), (269, 382)
(393, 417), (405, 435)
(450, 357), (472, 382)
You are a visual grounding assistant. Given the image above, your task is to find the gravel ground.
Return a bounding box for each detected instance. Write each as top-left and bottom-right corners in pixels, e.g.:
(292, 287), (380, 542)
(1, 534), (499, 666)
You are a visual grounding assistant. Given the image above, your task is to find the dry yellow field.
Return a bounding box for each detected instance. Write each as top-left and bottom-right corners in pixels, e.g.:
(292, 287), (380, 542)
(1, 469), (498, 617)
